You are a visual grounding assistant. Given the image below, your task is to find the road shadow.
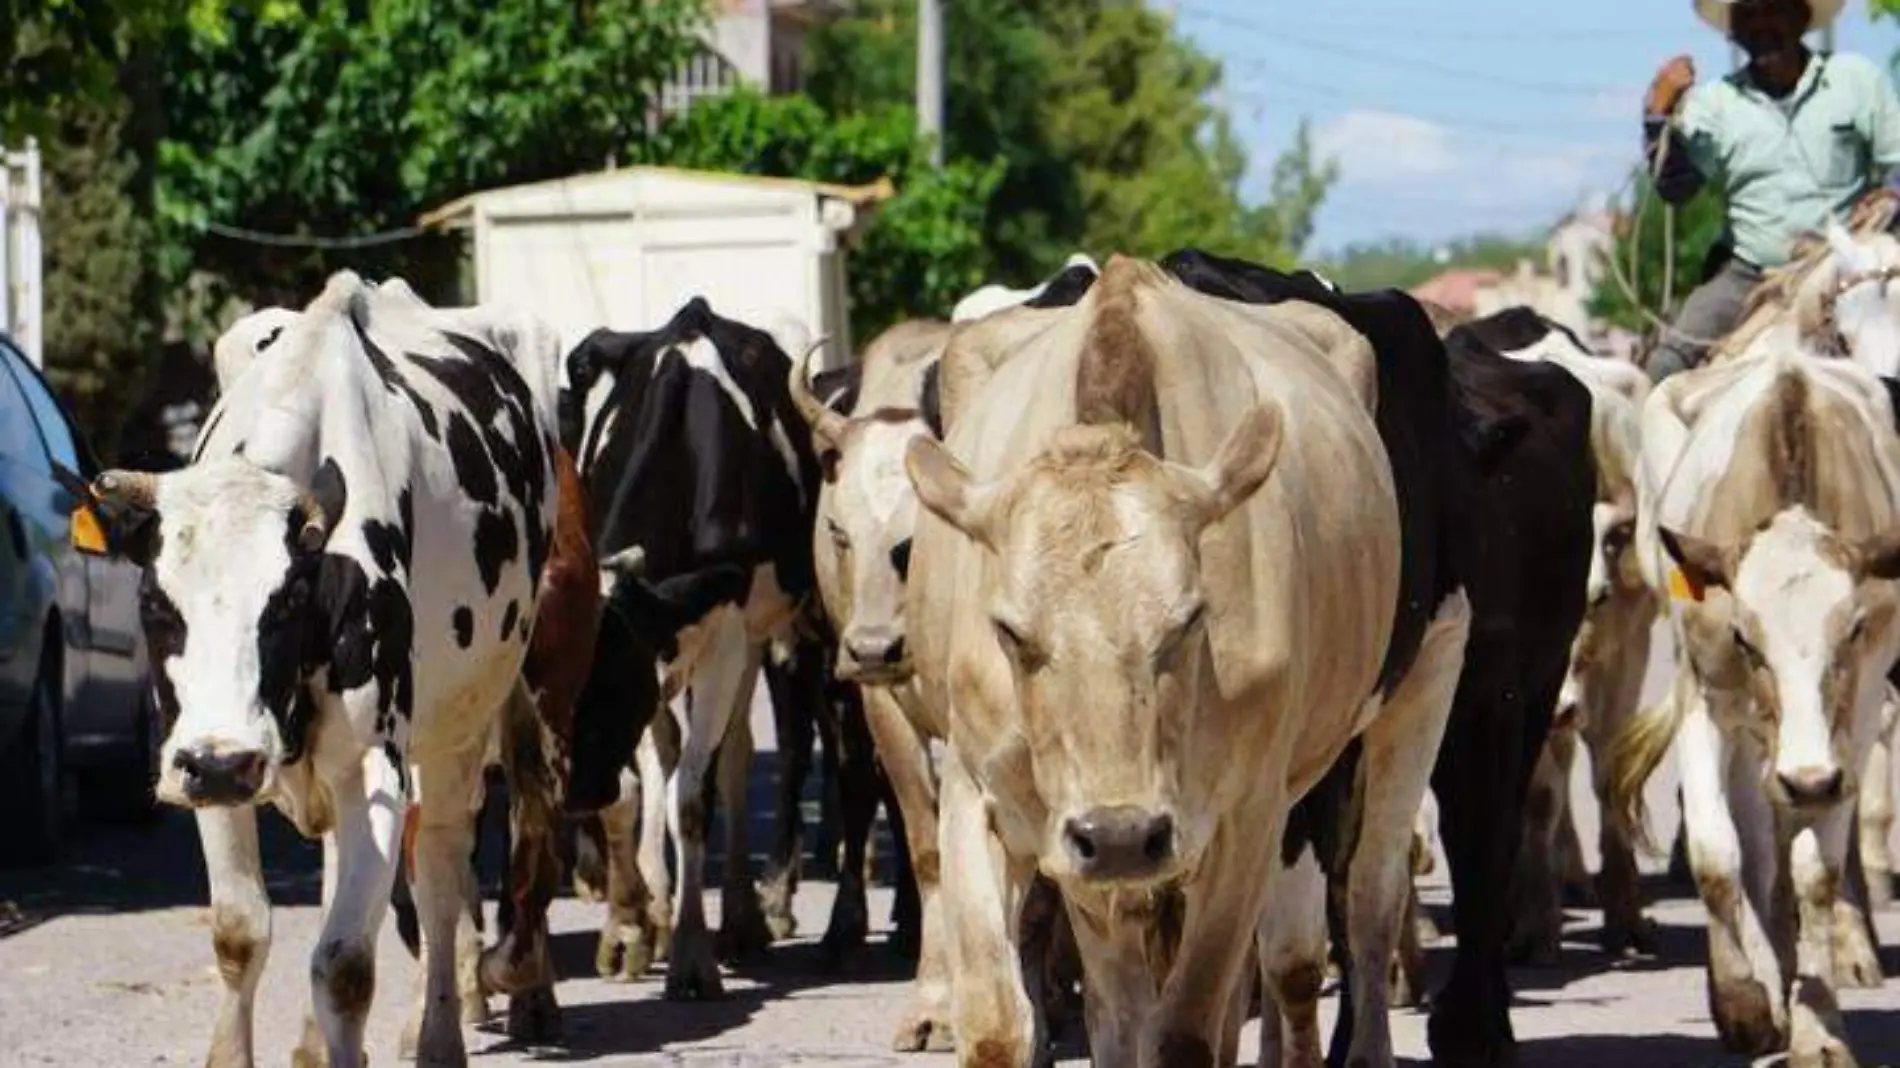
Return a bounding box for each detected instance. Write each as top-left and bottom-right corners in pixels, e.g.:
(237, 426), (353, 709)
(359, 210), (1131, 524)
(0, 807), (321, 929)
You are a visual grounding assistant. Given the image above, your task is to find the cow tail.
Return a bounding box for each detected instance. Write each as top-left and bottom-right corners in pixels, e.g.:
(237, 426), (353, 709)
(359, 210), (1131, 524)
(1604, 684), (1683, 854)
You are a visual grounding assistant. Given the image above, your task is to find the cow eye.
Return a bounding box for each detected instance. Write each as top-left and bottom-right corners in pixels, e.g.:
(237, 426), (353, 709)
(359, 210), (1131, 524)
(992, 616), (1042, 669)
(1155, 602), (1208, 667)
(1603, 520), (1636, 555)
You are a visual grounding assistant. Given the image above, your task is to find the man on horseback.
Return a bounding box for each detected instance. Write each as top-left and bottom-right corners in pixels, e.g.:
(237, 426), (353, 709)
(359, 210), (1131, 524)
(1642, 0), (1900, 380)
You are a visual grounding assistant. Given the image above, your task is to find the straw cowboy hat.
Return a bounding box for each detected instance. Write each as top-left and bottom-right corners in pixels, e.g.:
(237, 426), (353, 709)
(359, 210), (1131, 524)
(1695, 0), (1843, 34)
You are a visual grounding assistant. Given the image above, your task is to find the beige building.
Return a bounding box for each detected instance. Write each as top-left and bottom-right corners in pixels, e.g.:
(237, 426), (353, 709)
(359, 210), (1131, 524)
(660, 0), (850, 117)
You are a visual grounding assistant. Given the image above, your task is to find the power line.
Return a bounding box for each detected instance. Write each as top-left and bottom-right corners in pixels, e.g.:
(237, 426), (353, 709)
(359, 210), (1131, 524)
(1182, 1), (1667, 44)
(1182, 8), (1621, 98)
(199, 219), (427, 249)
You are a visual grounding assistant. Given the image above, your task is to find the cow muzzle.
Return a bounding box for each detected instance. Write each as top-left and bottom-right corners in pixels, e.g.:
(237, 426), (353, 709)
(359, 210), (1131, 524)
(838, 626), (911, 684)
(1061, 805), (1177, 884)
(1775, 764), (1847, 811)
(168, 745), (270, 807)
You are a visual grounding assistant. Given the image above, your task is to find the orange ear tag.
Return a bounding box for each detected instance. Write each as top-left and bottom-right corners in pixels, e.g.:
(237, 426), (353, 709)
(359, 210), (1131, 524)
(1667, 565), (1705, 603)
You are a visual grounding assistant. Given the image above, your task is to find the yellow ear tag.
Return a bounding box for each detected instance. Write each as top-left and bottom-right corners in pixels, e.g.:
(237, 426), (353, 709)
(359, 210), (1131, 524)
(1667, 566), (1705, 603)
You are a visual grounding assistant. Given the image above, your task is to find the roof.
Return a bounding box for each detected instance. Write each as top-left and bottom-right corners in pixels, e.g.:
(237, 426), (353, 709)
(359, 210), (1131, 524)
(417, 165), (897, 231)
(1407, 268), (1507, 314)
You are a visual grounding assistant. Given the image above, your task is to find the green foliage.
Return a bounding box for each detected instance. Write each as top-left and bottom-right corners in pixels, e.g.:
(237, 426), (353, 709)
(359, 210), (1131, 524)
(1874, 0), (1900, 21)
(1588, 178), (1728, 333)
(38, 78), (163, 460)
(0, 0), (241, 138)
(632, 90), (1002, 340)
(155, 0), (705, 317)
(1319, 233), (1546, 293)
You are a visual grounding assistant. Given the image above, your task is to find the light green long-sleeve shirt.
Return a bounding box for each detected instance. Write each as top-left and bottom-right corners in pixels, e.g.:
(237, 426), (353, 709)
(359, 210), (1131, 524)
(1673, 52), (1900, 268)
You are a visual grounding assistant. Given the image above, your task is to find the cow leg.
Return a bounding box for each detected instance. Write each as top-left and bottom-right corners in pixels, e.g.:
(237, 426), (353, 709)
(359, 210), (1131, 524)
(1859, 692), (1897, 913)
(637, 724), (677, 960)
(715, 681), (776, 964)
(1256, 845), (1328, 1068)
(1684, 687), (1789, 1056)
(1340, 591), (1469, 1068)
(939, 752), (1039, 1068)
(1788, 811), (1861, 1068)
(297, 830), (345, 1068)
(864, 686), (954, 1050)
(479, 682), (564, 1042)
(664, 609), (750, 999)
(887, 782), (924, 960)
(310, 751), (406, 1067)
(1427, 635), (1556, 1068)
(759, 651), (814, 942)
(198, 807), (272, 1068)
(595, 772), (659, 980)
(1507, 725), (1571, 967)
(822, 684), (880, 967)
(1586, 630), (1657, 956)
(1389, 879), (1428, 1011)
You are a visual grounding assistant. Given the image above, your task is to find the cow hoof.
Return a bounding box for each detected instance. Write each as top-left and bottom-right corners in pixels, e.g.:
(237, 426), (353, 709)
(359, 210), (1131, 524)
(1789, 1037), (1860, 1068)
(1710, 975), (1785, 1056)
(1506, 927), (1562, 968)
(665, 929), (727, 1001)
(819, 895), (871, 971)
(505, 987), (563, 1043)
(291, 1047), (329, 1068)
(716, 893), (775, 964)
(1600, 915), (1659, 959)
(1389, 959), (1428, 1010)
(891, 1010), (956, 1053)
(479, 942), (553, 997)
(766, 907), (798, 942)
(1415, 912), (1442, 945)
(1833, 912), (1884, 989)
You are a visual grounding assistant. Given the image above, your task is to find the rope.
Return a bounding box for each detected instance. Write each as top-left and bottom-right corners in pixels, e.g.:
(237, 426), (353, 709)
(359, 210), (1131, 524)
(1599, 124), (1736, 350)
(200, 219), (426, 249)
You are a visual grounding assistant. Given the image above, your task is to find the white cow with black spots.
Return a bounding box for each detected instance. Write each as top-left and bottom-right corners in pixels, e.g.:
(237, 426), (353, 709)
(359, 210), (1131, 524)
(82, 271), (561, 1068)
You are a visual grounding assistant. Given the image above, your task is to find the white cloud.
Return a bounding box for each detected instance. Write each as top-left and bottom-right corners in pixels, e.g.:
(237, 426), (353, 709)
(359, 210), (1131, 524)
(1304, 109), (1632, 248)
(1312, 111), (1462, 180)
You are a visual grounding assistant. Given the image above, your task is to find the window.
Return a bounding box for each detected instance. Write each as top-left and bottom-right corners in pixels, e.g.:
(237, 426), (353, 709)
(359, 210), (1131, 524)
(0, 344), (47, 472)
(0, 341), (86, 476)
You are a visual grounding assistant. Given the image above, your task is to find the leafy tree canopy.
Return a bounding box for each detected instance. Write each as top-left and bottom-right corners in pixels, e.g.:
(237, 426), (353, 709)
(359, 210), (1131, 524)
(1317, 233), (1547, 293)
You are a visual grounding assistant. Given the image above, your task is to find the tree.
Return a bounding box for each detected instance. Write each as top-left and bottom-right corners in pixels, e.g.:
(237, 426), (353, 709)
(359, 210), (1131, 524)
(1588, 179), (1728, 335)
(1319, 233), (1547, 293)
(38, 67), (164, 459)
(0, 1), (240, 137)
(632, 90), (1002, 340)
(155, 0), (705, 323)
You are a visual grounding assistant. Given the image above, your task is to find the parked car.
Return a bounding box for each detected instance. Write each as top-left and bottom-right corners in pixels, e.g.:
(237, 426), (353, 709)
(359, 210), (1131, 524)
(0, 334), (154, 864)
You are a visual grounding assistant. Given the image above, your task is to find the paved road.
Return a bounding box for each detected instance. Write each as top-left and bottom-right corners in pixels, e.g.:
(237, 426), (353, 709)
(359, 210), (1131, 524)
(2, 622), (1897, 1067)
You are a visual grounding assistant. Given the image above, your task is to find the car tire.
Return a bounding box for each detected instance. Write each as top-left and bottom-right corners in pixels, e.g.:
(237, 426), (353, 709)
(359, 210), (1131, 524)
(1, 666), (66, 865)
(88, 685), (162, 826)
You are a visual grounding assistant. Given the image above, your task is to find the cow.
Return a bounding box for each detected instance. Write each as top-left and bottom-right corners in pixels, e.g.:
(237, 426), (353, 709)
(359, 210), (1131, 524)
(950, 253), (1102, 324)
(902, 252), (1523, 1067)
(79, 271), (561, 1068)
(560, 297), (869, 1000)
(1608, 352), (1899, 1067)
(213, 281), (597, 1050)
(1446, 306), (1662, 963)
(1157, 249), (1594, 1068)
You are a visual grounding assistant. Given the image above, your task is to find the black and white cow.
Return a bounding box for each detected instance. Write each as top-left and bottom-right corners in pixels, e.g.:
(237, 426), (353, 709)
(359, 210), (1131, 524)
(83, 272), (562, 1068)
(562, 297), (882, 998)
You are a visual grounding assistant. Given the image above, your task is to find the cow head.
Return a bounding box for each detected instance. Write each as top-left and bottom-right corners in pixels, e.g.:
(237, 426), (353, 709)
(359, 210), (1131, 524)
(88, 456), (345, 808)
(1808, 223), (1900, 376)
(1660, 507), (1900, 814)
(789, 344), (928, 685)
(907, 405), (1281, 886)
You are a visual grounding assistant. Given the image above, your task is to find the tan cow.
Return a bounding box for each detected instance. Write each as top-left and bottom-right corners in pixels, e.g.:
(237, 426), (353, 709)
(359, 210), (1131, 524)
(791, 318), (959, 1049)
(1610, 352), (1900, 1068)
(905, 256), (1471, 1067)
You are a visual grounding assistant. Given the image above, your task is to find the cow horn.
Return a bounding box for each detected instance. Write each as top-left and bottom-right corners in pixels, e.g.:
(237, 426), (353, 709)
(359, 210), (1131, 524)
(91, 470), (159, 512)
(602, 545), (647, 578)
(787, 336), (849, 448)
(296, 489), (330, 553)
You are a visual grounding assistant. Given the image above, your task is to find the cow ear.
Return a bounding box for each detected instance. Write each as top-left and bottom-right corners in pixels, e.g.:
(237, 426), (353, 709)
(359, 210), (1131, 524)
(905, 437), (996, 545)
(1856, 528), (1900, 581)
(90, 469), (164, 567)
(1658, 526), (1730, 593)
(1170, 401), (1283, 529)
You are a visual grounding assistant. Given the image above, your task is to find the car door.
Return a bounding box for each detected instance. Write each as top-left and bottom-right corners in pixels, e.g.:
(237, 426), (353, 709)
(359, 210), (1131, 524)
(0, 342), (141, 747)
(0, 348), (57, 736)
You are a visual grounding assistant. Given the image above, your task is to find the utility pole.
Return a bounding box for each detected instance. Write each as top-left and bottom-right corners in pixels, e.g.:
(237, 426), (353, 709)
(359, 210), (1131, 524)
(917, 0), (944, 166)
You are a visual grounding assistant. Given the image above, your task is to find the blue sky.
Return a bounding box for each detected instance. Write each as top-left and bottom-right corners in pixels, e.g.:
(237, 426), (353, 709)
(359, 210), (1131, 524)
(1170, 0), (1895, 254)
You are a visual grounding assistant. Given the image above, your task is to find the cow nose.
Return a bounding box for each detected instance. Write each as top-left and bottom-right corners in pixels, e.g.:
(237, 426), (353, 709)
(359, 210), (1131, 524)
(1063, 806), (1175, 881)
(1777, 766), (1845, 807)
(172, 747), (268, 805)
(845, 630), (907, 668)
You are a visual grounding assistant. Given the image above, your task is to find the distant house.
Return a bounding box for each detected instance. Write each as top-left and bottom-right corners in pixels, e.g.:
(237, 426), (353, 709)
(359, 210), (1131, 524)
(1408, 268), (1505, 318)
(659, 0), (849, 118)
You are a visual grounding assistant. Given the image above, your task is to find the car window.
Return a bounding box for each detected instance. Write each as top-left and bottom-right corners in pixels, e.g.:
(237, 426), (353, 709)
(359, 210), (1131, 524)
(0, 340), (84, 475)
(0, 344), (47, 472)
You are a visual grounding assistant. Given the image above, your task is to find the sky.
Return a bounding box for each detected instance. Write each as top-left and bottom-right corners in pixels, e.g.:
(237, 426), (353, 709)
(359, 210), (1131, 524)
(1170, 0), (1895, 255)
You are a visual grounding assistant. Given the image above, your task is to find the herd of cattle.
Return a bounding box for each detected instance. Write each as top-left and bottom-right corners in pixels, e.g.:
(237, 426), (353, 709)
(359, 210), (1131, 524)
(54, 206), (1900, 1068)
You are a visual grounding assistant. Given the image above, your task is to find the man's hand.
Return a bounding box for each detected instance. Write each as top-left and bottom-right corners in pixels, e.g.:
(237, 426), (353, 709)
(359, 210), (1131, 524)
(1645, 55), (1696, 118)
